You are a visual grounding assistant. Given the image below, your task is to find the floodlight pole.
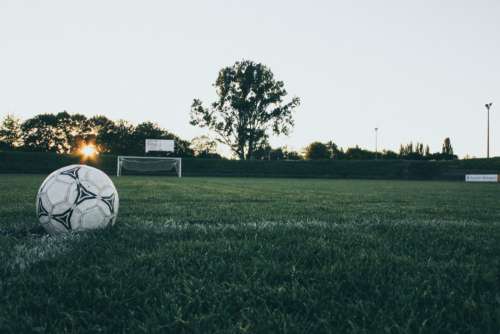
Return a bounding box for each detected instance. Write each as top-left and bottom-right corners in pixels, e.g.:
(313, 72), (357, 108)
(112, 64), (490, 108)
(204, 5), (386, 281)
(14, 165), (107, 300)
(374, 127), (379, 160)
(486, 103), (493, 158)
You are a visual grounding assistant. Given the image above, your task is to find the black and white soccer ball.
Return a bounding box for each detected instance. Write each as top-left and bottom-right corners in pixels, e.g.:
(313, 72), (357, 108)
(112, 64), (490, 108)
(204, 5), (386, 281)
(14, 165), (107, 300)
(36, 165), (119, 235)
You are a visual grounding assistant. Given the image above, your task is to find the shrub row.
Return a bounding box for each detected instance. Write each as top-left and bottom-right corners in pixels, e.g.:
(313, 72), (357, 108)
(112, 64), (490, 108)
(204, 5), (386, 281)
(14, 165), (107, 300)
(1, 151), (500, 180)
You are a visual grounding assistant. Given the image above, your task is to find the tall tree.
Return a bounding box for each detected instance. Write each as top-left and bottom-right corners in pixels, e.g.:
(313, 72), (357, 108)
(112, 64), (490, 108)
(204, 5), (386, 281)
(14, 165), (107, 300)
(440, 137), (457, 160)
(0, 114), (23, 150)
(325, 141), (341, 159)
(442, 137), (453, 155)
(190, 135), (219, 158)
(54, 111), (93, 153)
(190, 60), (300, 160)
(19, 112), (94, 153)
(89, 115), (114, 134)
(382, 150), (399, 160)
(97, 120), (135, 154)
(305, 142), (330, 160)
(21, 114), (60, 152)
(424, 145), (431, 158)
(283, 148), (303, 160)
(87, 115), (113, 152)
(415, 143), (424, 157)
(399, 144), (405, 157)
(344, 145), (375, 160)
(253, 144), (287, 160)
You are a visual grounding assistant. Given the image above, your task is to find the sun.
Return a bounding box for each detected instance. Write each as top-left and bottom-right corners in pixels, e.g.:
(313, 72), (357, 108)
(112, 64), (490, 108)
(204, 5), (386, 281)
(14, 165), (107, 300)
(80, 145), (98, 158)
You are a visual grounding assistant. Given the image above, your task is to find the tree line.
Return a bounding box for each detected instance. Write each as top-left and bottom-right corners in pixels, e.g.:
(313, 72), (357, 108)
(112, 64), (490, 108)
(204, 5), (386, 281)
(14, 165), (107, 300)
(0, 60), (459, 161)
(299, 138), (457, 161)
(0, 112), (199, 157)
(0, 112), (457, 160)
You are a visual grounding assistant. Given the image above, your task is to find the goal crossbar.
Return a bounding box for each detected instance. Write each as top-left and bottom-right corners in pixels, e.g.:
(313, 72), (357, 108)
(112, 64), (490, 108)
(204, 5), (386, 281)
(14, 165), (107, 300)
(117, 156), (182, 178)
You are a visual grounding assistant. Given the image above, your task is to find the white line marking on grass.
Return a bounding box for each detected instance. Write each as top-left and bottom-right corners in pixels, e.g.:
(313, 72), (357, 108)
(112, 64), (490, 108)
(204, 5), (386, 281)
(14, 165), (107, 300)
(125, 219), (335, 233)
(9, 233), (83, 271)
(125, 218), (490, 234)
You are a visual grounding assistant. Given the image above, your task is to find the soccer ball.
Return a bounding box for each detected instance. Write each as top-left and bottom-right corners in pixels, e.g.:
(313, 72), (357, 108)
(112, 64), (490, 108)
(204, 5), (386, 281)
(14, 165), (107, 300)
(36, 165), (119, 235)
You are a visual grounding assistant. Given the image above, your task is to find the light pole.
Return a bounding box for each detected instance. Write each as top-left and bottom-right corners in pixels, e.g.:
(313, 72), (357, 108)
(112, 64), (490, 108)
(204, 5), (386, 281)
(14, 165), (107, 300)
(374, 127), (379, 160)
(485, 103), (493, 158)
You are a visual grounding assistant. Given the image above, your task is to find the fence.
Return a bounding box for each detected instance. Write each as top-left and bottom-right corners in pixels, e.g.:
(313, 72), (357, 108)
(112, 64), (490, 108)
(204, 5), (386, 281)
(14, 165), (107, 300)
(1, 151), (500, 180)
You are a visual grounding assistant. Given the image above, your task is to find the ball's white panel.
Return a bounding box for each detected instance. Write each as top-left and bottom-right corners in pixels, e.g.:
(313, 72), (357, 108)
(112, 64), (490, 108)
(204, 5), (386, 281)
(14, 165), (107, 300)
(39, 192), (52, 213)
(39, 215), (50, 224)
(46, 179), (72, 205)
(99, 185), (115, 197)
(110, 213), (118, 225)
(40, 176), (56, 193)
(55, 174), (74, 184)
(70, 208), (83, 231)
(67, 183), (78, 204)
(80, 206), (107, 230)
(80, 179), (100, 195)
(113, 195), (119, 222)
(52, 202), (72, 215)
(82, 168), (110, 191)
(76, 198), (98, 212)
(96, 200), (112, 215)
(46, 219), (70, 234)
(37, 170), (59, 193)
(40, 222), (58, 235)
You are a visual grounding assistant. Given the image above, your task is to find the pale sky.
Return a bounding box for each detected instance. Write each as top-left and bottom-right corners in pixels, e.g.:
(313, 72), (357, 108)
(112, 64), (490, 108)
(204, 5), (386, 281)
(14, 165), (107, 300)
(1, 0), (499, 158)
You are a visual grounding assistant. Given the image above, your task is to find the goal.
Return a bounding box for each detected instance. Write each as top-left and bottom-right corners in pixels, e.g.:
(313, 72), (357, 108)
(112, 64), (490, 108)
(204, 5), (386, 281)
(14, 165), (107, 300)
(116, 156), (182, 178)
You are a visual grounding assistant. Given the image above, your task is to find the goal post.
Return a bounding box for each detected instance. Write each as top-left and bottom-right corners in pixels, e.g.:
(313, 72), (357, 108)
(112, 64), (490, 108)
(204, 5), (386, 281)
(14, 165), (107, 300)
(116, 156), (182, 178)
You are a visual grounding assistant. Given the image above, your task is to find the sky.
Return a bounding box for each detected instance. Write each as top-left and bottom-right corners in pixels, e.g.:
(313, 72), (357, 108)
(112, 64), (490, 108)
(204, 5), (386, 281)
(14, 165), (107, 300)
(1, 0), (499, 158)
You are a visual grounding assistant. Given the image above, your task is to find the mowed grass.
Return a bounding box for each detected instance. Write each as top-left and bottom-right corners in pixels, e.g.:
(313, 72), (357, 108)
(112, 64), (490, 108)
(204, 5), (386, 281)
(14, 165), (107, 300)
(1, 175), (500, 333)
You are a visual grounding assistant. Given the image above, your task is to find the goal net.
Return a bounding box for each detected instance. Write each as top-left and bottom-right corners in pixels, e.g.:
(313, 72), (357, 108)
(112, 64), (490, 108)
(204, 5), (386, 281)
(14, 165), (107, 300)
(117, 156), (182, 177)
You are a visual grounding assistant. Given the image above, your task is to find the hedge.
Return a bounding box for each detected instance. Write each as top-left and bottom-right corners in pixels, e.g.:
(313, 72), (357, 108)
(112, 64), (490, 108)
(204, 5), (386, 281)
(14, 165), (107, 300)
(1, 151), (500, 180)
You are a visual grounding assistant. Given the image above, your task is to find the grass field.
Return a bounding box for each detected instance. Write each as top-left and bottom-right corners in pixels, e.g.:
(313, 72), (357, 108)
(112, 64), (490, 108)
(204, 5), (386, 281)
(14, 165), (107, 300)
(1, 175), (500, 333)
